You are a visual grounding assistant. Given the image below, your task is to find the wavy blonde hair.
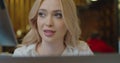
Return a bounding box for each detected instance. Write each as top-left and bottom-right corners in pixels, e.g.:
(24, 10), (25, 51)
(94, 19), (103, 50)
(22, 0), (81, 47)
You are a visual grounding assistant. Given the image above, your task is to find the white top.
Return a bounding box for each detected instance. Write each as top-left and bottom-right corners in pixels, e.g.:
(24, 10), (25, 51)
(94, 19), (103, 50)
(13, 41), (93, 57)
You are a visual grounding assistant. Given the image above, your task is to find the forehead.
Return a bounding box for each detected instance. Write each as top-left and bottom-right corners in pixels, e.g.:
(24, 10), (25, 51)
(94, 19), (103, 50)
(40, 0), (61, 10)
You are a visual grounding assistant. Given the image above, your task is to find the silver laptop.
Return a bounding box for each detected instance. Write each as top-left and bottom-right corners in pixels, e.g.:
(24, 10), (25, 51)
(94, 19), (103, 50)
(0, 0), (17, 46)
(0, 54), (119, 63)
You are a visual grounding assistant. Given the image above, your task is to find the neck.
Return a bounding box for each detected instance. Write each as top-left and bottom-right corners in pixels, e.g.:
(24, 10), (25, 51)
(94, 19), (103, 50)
(37, 40), (65, 56)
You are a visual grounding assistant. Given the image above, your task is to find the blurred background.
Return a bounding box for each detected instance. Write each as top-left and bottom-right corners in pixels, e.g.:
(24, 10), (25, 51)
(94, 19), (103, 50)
(1, 0), (120, 54)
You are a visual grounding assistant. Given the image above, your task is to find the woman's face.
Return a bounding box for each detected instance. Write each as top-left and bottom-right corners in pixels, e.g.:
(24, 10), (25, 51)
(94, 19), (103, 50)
(37, 0), (67, 42)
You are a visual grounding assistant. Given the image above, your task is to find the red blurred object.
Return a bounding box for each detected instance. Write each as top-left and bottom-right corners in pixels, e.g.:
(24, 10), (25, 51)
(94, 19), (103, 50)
(87, 38), (116, 53)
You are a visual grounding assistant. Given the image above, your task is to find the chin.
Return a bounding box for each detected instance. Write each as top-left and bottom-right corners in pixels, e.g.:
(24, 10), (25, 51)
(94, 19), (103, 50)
(42, 36), (56, 42)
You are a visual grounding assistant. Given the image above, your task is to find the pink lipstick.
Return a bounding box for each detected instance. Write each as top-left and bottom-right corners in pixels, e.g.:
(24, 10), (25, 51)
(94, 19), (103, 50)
(44, 30), (56, 37)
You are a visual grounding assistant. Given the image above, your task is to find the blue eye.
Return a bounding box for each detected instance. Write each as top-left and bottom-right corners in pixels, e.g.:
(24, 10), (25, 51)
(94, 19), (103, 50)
(54, 13), (62, 19)
(38, 12), (46, 18)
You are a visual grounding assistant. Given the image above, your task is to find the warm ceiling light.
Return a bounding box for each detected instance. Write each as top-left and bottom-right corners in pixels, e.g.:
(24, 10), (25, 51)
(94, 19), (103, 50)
(91, 0), (98, 2)
(118, 4), (120, 9)
(26, 25), (30, 30)
(16, 30), (22, 37)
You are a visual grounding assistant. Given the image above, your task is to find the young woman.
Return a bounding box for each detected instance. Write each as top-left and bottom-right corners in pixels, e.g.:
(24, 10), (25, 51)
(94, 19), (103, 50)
(13, 0), (93, 56)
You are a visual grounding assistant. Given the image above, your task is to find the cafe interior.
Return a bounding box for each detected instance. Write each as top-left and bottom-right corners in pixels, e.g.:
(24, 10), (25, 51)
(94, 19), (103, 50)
(0, 0), (120, 55)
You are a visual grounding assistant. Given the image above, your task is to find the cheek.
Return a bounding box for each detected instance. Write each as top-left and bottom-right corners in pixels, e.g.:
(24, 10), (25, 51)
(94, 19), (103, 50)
(62, 25), (67, 33)
(37, 18), (43, 31)
(57, 22), (67, 34)
(37, 18), (45, 37)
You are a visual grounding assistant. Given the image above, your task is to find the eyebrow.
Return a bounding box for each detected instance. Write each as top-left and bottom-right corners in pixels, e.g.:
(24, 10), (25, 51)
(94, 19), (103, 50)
(39, 9), (62, 13)
(53, 10), (61, 13)
(39, 9), (47, 12)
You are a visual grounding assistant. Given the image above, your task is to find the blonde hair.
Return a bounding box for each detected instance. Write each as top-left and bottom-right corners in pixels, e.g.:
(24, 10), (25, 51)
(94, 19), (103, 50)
(22, 0), (81, 47)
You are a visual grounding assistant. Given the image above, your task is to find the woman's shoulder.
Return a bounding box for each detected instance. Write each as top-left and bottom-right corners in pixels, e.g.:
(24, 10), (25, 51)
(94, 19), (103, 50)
(77, 40), (94, 55)
(13, 44), (36, 57)
(63, 40), (93, 56)
(78, 40), (90, 49)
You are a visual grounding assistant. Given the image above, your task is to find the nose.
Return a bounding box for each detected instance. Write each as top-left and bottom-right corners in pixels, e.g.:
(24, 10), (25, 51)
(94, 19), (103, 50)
(45, 16), (53, 27)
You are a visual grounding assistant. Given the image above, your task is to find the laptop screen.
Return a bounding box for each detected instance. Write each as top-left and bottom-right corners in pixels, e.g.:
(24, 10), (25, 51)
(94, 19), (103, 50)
(0, 0), (17, 46)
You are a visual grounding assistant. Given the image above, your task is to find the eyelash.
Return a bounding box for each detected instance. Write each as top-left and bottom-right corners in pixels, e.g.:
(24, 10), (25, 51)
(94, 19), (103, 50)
(38, 12), (46, 18)
(54, 13), (62, 19)
(38, 12), (62, 19)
